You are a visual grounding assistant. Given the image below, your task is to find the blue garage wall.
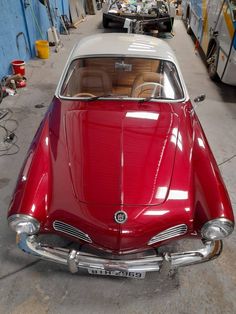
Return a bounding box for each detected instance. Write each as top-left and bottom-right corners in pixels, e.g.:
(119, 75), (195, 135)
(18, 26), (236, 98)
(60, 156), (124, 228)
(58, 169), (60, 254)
(0, 0), (69, 79)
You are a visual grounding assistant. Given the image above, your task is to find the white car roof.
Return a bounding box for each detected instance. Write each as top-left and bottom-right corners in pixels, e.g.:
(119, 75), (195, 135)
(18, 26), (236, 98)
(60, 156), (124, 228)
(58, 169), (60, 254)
(71, 33), (178, 63)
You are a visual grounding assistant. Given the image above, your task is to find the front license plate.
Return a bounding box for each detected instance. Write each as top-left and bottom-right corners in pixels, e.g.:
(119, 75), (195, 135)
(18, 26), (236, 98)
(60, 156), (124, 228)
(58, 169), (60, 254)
(88, 269), (146, 279)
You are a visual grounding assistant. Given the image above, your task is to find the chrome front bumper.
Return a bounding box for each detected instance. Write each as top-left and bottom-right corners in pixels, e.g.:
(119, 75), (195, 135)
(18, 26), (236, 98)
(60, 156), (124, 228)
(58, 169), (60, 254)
(17, 233), (222, 274)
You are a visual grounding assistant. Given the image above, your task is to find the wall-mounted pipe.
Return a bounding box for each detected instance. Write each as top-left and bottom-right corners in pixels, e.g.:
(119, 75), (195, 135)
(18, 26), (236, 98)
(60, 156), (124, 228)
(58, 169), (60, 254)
(20, 0), (33, 57)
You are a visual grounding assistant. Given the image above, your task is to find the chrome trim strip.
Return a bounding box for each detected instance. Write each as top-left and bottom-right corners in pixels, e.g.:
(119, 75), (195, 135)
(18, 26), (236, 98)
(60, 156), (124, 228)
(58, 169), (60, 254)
(53, 220), (92, 243)
(17, 234), (222, 274)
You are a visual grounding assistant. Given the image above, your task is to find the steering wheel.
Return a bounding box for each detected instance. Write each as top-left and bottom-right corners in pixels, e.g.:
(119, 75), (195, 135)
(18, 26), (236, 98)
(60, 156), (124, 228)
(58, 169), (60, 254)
(134, 82), (164, 98)
(73, 92), (96, 97)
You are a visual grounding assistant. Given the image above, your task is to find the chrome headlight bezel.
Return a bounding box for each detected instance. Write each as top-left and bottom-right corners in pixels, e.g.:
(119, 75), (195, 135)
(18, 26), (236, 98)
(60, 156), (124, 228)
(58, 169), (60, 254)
(8, 214), (40, 235)
(201, 218), (234, 240)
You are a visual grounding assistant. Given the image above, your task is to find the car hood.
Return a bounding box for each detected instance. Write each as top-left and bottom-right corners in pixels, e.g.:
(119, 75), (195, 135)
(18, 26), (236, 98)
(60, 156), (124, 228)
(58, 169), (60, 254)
(65, 107), (179, 206)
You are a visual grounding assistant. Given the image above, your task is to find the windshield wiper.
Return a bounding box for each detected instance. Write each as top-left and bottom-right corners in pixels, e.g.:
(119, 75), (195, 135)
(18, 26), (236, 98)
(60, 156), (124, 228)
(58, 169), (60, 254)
(85, 95), (172, 102)
(137, 96), (162, 103)
(86, 94), (113, 101)
(137, 96), (173, 103)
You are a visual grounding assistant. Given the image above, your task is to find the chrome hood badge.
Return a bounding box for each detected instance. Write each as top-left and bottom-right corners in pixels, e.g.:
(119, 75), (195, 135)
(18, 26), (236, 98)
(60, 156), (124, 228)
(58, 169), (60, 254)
(114, 211), (128, 224)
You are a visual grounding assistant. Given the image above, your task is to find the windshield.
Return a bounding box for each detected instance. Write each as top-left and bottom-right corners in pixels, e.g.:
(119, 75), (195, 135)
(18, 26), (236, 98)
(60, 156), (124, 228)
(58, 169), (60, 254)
(60, 57), (184, 101)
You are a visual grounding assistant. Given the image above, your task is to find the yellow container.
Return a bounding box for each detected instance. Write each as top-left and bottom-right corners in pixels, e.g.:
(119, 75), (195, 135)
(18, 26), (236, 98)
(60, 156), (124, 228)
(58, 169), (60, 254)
(35, 40), (50, 59)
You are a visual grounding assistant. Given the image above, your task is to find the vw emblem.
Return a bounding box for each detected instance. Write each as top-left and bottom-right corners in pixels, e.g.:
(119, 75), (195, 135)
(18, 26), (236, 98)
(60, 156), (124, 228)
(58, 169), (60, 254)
(114, 211), (128, 224)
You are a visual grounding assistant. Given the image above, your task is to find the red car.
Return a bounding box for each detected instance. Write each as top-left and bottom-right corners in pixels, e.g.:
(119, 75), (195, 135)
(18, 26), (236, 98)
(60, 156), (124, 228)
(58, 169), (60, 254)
(8, 33), (234, 279)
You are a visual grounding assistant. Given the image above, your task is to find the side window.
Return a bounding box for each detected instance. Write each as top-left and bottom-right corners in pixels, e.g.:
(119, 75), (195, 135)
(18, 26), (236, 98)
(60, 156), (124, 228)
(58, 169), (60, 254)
(161, 61), (184, 100)
(60, 60), (80, 96)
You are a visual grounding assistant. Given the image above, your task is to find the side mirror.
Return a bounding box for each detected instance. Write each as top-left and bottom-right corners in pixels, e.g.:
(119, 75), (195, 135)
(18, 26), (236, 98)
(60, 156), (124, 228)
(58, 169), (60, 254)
(194, 94), (206, 103)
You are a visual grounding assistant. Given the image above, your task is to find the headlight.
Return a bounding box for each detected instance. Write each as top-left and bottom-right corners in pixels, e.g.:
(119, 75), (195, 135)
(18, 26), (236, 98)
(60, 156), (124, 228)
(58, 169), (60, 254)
(8, 214), (40, 235)
(201, 218), (234, 240)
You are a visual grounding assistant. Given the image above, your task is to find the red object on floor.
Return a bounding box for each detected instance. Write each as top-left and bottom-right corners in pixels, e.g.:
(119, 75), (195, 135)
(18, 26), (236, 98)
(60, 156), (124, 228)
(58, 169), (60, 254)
(11, 60), (25, 76)
(16, 79), (27, 88)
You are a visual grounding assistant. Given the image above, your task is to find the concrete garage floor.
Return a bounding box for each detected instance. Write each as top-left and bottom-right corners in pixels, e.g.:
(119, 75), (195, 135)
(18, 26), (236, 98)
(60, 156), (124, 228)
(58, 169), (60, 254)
(0, 12), (236, 314)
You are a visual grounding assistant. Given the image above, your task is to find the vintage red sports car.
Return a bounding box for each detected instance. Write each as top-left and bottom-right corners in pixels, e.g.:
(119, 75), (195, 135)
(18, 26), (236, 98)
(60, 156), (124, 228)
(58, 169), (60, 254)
(8, 33), (234, 279)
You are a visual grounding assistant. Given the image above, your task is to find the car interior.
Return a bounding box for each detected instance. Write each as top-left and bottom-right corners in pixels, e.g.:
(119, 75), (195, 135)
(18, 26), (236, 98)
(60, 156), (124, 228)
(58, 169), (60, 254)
(60, 57), (183, 100)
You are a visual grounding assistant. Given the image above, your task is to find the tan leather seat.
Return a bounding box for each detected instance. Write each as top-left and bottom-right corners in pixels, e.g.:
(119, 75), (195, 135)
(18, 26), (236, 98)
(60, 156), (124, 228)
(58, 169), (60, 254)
(76, 68), (112, 96)
(131, 72), (163, 98)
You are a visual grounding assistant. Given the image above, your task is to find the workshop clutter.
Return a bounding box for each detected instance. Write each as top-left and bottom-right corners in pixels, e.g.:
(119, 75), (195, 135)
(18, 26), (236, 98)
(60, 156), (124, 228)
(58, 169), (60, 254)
(1, 74), (26, 94)
(0, 58), (28, 99)
(35, 40), (50, 59)
(10, 60), (27, 89)
(108, 0), (170, 14)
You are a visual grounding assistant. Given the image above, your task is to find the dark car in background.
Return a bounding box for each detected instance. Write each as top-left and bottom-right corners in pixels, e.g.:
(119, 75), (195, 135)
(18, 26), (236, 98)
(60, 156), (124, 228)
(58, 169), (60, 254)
(102, 0), (175, 32)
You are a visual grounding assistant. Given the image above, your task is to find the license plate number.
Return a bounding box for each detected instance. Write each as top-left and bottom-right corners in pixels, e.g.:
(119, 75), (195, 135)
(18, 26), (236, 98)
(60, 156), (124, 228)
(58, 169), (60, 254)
(88, 269), (145, 279)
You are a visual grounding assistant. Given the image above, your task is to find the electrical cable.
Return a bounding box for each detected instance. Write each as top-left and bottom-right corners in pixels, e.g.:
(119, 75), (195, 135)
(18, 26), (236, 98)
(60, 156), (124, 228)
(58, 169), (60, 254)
(0, 109), (20, 157)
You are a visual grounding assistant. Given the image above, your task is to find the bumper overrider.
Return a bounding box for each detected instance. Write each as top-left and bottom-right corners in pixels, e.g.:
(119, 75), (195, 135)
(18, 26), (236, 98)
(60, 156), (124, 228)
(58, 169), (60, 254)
(17, 233), (222, 274)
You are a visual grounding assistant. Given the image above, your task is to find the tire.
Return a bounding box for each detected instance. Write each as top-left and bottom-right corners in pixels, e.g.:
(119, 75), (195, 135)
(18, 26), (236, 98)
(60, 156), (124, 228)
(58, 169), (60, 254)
(186, 9), (192, 35)
(186, 17), (192, 34)
(165, 17), (174, 32)
(208, 46), (220, 81)
(103, 16), (109, 28)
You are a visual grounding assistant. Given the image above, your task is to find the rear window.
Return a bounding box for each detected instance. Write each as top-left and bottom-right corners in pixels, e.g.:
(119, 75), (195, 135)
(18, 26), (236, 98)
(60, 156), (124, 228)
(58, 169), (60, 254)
(60, 57), (184, 101)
